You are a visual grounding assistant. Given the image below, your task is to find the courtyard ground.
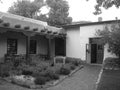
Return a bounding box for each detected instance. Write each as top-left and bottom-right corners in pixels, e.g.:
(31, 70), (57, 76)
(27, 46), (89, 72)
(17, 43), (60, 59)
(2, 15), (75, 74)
(96, 69), (120, 90)
(0, 64), (101, 90)
(48, 64), (101, 90)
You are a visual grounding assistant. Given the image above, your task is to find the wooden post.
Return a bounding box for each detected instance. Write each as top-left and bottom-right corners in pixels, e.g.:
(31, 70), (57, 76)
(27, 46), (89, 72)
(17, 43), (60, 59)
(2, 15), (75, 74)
(48, 38), (51, 59)
(26, 36), (30, 63)
(46, 35), (52, 60)
(63, 39), (66, 56)
(23, 32), (35, 63)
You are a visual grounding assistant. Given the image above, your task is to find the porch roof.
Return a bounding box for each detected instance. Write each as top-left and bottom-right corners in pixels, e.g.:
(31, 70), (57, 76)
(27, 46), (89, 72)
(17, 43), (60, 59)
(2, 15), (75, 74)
(0, 12), (66, 37)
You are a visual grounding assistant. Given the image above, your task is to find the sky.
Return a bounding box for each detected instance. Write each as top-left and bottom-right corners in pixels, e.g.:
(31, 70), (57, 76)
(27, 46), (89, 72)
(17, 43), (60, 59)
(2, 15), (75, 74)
(0, 0), (120, 22)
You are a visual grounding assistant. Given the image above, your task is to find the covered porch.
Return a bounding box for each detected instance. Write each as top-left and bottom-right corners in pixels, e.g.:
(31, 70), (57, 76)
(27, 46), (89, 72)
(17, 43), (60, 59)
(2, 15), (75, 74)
(0, 12), (66, 63)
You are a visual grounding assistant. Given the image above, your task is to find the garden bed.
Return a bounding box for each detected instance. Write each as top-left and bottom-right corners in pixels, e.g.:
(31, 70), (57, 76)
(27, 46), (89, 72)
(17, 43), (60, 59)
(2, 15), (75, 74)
(0, 56), (84, 89)
(103, 57), (120, 70)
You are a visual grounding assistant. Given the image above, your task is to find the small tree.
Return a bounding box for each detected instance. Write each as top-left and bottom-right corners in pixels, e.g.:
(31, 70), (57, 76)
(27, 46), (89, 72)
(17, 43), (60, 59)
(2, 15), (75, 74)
(46, 0), (72, 27)
(96, 23), (120, 58)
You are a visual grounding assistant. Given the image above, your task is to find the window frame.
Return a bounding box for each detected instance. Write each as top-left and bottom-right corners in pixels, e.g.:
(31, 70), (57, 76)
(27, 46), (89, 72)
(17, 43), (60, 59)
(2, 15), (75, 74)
(7, 38), (18, 55)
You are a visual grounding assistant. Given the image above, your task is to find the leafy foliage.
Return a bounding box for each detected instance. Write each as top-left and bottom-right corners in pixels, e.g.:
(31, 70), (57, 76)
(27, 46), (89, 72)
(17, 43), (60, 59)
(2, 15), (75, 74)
(58, 66), (71, 75)
(46, 0), (72, 27)
(96, 23), (120, 58)
(8, 0), (44, 18)
(93, 0), (120, 15)
(0, 63), (12, 77)
(8, 0), (72, 27)
(34, 76), (46, 85)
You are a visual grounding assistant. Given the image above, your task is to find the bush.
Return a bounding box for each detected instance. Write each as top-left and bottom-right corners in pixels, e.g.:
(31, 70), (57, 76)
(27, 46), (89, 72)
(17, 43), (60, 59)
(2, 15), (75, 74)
(0, 64), (12, 77)
(65, 57), (81, 66)
(32, 72), (41, 78)
(104, 57), (120, 64)
(70, 64), (76, 70)
(96, 24), (120, 58)
(34, 76), (46, 85)
(22, 70), (33, 75)
(59, 67), (70, 75)
(10, 69), (22, 76)
(0, 71), (10, 77)
(62, 63), (75, 70)
(45, 71), (59, 80)
(72, 60), (79, 66)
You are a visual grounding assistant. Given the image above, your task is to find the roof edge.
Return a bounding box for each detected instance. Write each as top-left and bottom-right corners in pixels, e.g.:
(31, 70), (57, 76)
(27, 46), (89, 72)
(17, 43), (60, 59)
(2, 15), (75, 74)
(62, 20), (120, 28)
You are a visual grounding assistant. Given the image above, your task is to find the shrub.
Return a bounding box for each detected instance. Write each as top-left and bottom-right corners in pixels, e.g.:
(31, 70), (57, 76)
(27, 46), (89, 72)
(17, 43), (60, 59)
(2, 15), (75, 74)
(104, 57), (120, 64)
(72, 60), (79, 66)
(22, 70), (33, 75)
(103, 57), (120, 69)
(10, 69), (22, 76)
(70, 64), (76, 70)
(32, 72), (41, 77)
(96, 24), (120, 58)
(32, 71), (51, 81)
(45, 71), (59, 80)
(59, 67), (70, 75)
(62, 64), (74, 70)
(36, 70), (60, 80)
(65, 57), (81, 66)
(0, 71), (10, 77)
(0, 64), (12, 77)
(34, 76), (46, 85)
(50, 62), (54, 67)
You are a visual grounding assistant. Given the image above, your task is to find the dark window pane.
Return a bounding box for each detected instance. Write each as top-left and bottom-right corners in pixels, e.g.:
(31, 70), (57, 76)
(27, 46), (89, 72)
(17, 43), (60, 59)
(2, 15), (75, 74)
(7, 39), (17, 54)
(29, 40), (36, 54)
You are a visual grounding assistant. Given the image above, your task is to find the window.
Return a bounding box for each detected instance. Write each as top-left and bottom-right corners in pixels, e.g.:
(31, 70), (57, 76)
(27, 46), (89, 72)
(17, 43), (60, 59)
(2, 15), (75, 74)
(29, 40), (37, 54)
(7, 39), (17, 54)
(98, 45), (103, 50)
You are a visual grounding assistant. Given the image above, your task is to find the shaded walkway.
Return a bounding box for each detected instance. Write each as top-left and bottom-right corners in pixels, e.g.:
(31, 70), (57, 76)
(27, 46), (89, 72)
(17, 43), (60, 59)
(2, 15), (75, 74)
(48, 64), (101, 90)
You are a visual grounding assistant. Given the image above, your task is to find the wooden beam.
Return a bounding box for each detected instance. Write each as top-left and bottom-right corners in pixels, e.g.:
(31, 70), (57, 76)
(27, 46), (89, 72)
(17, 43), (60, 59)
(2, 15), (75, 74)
(24, 26), (30, 30)
(3, 22), (10, 27)
(15, 24), (21, 28)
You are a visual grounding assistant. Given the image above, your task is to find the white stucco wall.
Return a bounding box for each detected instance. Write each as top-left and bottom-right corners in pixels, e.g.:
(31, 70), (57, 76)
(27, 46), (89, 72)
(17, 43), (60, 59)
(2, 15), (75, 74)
(79, 25), (103, 60)
(79, 24), (117, 61)
(66, 23), (117, 62)
(31, 35), (48, 55)
(66, 26), (81, 59)
(0, 31), (26, 62)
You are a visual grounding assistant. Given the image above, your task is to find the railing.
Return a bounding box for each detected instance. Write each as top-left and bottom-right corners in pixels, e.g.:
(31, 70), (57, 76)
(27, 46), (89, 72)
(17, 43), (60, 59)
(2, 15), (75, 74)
(4, 54), (26, 63)
(4, 54), (49, 63)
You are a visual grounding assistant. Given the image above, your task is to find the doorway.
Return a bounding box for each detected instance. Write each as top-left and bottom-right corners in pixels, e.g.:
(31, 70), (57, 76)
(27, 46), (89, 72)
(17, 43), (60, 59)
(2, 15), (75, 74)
(55, 38), (66, 56)
(86, 38), (104, 64)
(91, 44), (97, 63)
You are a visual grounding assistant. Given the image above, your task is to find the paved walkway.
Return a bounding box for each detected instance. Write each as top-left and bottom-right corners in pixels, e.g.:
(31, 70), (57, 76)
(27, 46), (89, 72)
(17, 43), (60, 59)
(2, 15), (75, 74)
(0, 64), (101, 90)
(48, 64), (101, 90)
(96, 69), (120, 90)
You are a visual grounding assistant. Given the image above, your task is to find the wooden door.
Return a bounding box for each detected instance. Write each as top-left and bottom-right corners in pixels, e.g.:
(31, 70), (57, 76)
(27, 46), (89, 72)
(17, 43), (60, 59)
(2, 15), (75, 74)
(91, 44), (97, 63)
(97, 44), (104, 64)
